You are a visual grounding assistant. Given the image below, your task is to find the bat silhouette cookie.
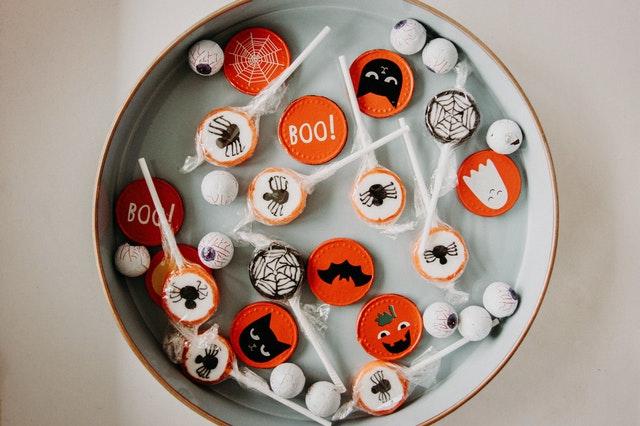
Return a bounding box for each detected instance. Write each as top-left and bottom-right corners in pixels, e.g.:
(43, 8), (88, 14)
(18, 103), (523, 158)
(317, 260), (372, 287)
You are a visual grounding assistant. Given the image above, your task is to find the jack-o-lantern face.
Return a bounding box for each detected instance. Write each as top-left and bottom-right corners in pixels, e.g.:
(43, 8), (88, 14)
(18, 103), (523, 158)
(357, 294), (423, 360)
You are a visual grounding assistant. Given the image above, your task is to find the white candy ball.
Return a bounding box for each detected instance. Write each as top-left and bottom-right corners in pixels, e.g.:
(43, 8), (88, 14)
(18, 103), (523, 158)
(198, 232), (234, 269)
(162, 328), (186, 364)
(486, 119), (524, 155)
(305, 381), (341, 418)
(458, 306), (493, 341)
(390, 19), (427, 55)
(188, 40), (224, 76)
(423, 302), (458, 338)
(201, 170), (238, 205)
(269, 363), (306, 399)
(422, 38), (458, 74)
(483, 281), (519, 318)
(114, 243), (150, 277)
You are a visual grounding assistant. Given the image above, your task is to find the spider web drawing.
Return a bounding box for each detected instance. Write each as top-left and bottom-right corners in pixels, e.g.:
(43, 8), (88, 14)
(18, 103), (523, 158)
(426, 90), (479, 143)
(250, 244), (302, 299)
(228, 33), (285, 86)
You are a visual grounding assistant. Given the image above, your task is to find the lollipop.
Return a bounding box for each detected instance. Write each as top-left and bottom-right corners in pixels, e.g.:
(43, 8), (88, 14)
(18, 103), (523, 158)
(138, 158), (219, 327)
(180, 326), (332, 426)
(181, 26), (331, 171)
(399, 119), (469, 285)
(337, 55), (407, 227)
(237, 231), (347, 393)
(243, 125), (410, 227)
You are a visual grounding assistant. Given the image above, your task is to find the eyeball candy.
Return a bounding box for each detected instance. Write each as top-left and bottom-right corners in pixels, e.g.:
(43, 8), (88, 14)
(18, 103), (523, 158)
(458, 306), (493, 341)
(423, 302), (458, 338)
(483, 281), (519, 318)
(352, 360), (409, 416)
(270, 363), (306, 398)
(201, 170), (239, 205)
(422, 38), (458, 74)
(198, 232), (234, 269)
(390, 19), (427, 55)
(305, 381), (341, 417)
(188, 40), (224, 76)
(486, 119), (524, 155)
(114, 243), (150, 277)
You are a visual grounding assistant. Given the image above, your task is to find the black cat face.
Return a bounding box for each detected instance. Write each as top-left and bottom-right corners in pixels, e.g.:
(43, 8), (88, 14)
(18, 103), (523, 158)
(238, 313), (291, 363)
(356, 58), (403, 107)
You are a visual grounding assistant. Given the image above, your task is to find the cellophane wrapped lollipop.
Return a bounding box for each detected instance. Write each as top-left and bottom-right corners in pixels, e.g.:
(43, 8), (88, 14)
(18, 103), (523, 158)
(165, 324), (332, 426)
(399, 120), (470, 303)
(235, 230), (346, 394)
(181, 26), (331, 171)
(138, 158), (220, 327)
(236, 124), (410, 228)
(337, 55), (407, 229)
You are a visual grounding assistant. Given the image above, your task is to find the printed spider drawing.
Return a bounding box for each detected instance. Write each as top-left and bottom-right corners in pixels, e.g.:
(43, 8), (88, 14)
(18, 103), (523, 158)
(208, 115), (243, 157)
(194, 344), (220, 379)
(370, 370), (392, 403)
(262, 176), (289, 217)
(359, 182), (398, 207)
(169, 280), (208, 310)
(424, 242), (458, 265)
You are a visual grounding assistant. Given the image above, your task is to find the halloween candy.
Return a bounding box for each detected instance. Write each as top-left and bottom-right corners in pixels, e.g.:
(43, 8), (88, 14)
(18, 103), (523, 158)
(181, 26), (331, 171)
(200, 170), (238, 205)
(422, 38), (458, 74)
(197, 232), (234, 269)
(486, 119), (523, 155)
(114, 243), (150, 277)
(188, 40), (224, 77)
(270, 363), (306, 399)
(306, 381), (342, 418)
(483, 282), (519, 318)
(389, 19), (427, 55)
(422, 302), (458, 338)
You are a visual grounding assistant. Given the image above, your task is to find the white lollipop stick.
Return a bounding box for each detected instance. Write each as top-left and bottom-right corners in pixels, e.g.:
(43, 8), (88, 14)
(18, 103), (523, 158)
(288, 295), (347, 394)
(304, 125), (409, 187)
(231, 365), (332, 426)
(338, 55), (376, 169)
(408, 319), (499, 376)
(273, 26), (331, 91)
(399, 118), (430, 210)
(138, 158), (185, 268)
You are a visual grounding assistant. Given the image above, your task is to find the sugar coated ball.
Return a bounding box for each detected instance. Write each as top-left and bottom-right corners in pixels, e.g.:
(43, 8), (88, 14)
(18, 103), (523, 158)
(188, 40), (223, 76)
(114, 243), (150, 277)
(305, 381), (341, 418)
(162, 328), (186, 364)
(423, 302), (458, 338)
(269, 363), (306, 399)
(422, 38), (458, 74)
(483, 281), (519, 318)
(198, 232), (234, 269)
(390, 19), (427, 55)
(201, 170), (238, 205)
(458, 306), (493, 341)
(486, 119), (524, 155)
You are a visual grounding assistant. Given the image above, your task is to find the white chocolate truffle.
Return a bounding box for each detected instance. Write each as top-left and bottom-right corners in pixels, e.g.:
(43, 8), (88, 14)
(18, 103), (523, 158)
(269, 363), (306, 399)
(483, 281), (519, 318)
(423, 302), (458, 338)
(305, 381), (341, 418)
(198, 232), (234, 269)
(201, 170), (238, 206)
(486, 119), (524, 155)
(458, 306), (493, 341)
(422, 38), (458, 74)
(188, 40), (224, 76)
(390, 19), (427, 55)
(114, 243), (150, 277)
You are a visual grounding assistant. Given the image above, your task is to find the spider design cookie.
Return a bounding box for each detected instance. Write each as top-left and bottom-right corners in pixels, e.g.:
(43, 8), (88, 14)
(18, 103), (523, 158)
(352, 360), (409, 416)
(183, 332), (234, 384)
(248, 167), (307, 225)
(412, 225), (469, 283)
(249, 242), (304, 300)
(352, 167), (406, 225)
(195, 107), (258, 167)
(425, 89), (480, 143)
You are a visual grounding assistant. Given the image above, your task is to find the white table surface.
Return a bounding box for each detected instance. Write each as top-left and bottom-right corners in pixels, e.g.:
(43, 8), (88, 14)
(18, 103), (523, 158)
(1, 0), (639, 424)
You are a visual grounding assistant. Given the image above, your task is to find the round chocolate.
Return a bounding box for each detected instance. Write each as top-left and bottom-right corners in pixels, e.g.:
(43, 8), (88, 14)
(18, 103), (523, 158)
(425, 89), (480, 144)
(249, 242), (304, 300)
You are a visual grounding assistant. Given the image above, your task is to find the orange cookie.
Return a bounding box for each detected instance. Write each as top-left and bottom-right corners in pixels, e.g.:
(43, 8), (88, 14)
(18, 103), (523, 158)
(349, 49), (414, 118)
(278, 95), (348, 165)
(182, 332), (234, 385)
(195, 107), (258, 167)
(457, 149), (522, 216)
(411, 225), (469, 283)
(352, 360), (409, 416)
(248, 167), (307, 225)
(223, 27), (291, 95)
(357, 294), (423, 361)
(230, 302), (298, 369)
(161, 263), (219, 327)
(352, 167), (406, 225)
(307, 238), (374, 306)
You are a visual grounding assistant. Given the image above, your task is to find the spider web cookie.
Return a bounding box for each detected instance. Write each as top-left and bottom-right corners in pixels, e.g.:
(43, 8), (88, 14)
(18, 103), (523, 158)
(425, 89), (480, 143)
